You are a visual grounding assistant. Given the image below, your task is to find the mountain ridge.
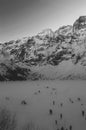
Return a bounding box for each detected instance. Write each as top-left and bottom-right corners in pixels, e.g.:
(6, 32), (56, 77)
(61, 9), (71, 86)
(1, 16), (86, 80)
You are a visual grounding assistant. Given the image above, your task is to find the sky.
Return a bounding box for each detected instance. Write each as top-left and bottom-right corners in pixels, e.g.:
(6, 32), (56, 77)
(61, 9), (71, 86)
(0, 0), (86, 42)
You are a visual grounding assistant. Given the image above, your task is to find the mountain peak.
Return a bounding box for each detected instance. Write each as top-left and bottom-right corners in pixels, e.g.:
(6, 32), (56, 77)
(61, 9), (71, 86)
(73, 16), (86, 33)
(37, 28), (54, 38)
(55, 25), (73, 37)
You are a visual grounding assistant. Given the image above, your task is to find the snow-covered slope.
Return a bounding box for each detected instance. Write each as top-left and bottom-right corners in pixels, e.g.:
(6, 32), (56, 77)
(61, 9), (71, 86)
(1, 16), (86, 80)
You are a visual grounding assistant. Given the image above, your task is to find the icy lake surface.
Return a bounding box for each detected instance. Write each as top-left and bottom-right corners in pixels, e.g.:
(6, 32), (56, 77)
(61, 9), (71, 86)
(0, 80), (86, 130)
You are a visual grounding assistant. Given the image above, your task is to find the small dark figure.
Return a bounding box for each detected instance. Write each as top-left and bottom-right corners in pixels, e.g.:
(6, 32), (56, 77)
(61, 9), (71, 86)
(38, 90), (40, 93)
(82, 110), (85, 116)
(77, 97), (81, 101)
(60, 113), (62, 119)
(81, 104), (83, 106)
(55, 120), (58, 125)
(71, 101), (74, 103)
(60, 103), (63, 107)
(21, 100), (27, 105)
(69, 98), (74, 103)
(49, 109), (53, 115)
(69, 125), (72, 130)
(53, 101), (55, 105)
(61, 126), (64, 130)
(46, 86), (49, 89)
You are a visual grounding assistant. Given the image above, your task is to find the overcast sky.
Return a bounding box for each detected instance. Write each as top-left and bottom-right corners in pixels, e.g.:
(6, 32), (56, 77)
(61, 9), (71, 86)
(0, 0), (86, 42)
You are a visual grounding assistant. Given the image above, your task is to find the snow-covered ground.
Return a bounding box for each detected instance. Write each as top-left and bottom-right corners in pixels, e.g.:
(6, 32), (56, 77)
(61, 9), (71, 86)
(0, 80), (86, 130)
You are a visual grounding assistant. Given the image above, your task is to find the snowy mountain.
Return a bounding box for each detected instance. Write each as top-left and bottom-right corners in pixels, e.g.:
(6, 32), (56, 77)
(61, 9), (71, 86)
(1, 16), (86, 80)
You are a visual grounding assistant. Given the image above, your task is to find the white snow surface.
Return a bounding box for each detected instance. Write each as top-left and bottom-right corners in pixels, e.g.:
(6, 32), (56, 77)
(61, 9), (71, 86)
(0, 80), (86, 130)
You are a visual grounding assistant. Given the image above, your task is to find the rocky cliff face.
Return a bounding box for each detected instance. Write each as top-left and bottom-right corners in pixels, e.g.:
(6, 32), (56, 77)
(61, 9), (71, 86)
(1, 16), (86, 80)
